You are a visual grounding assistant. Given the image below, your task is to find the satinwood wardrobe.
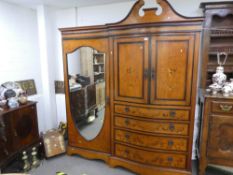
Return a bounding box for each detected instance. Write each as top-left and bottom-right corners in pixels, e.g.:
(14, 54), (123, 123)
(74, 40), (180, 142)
(60, 0), (203, 174)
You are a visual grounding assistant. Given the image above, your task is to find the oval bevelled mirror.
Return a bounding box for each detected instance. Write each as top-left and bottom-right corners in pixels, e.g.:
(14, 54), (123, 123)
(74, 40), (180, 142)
(67, 47), (105, 141)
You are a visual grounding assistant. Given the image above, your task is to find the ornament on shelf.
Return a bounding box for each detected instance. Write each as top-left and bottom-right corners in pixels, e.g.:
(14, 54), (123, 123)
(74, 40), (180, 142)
(222, 79), (233, 97)
(208, 52), (228, 94)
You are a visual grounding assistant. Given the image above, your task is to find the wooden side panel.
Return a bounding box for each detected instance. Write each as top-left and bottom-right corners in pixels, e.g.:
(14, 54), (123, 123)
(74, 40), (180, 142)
(151, 35), (195, 106)
(114, 37), (149, 103)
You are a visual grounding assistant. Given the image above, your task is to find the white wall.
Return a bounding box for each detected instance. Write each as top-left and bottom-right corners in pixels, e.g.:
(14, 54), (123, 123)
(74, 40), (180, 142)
(0, 1), (47, 132)
(36, 5), (58, 131)
(0, 1), (41, 88)
(52, 8), (77, 124)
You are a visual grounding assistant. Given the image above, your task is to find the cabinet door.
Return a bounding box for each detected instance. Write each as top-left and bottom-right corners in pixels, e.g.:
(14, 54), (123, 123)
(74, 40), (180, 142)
(11, 104), (39, 150)
(151, 35), (195, 106)
(114, 37), (149, 103)
(207, 115), (233, 161)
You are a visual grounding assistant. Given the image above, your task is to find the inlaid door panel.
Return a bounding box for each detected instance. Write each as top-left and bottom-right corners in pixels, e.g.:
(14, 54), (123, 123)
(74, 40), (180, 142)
(207, 115), (233, 160)
(151, 35), (195, 106)
(114, 37), (149, 104)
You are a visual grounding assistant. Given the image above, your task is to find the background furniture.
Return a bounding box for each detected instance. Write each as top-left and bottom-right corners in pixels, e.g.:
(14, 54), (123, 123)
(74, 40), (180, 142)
(0, 101), (40, 171)
(199, 2), (233, 175)
(199, 92), (233, 175)
(200, 2), (233, 88)
(70, 84), (97, 126)
(61, 0), (203, 174)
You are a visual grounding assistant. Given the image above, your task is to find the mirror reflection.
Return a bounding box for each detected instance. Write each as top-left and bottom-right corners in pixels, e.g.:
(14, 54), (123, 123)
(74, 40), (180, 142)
(67, 47), (105, 141)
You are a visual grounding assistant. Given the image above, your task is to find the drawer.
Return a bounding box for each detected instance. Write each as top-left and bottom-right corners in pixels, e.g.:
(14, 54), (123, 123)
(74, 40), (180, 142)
(115, 104), (189, 121)
(211, 101), (233, 114)
(207, 115), (233, 161)
(115, 129), (188, 151)
(115, 144), (187, 169)
(115, 116), (189, 136)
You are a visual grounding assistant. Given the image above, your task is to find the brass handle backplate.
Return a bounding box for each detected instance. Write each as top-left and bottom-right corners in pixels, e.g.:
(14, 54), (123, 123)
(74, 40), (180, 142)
(125, 133), (131, 140)
(220, 104), (232, 112)
(169, 124), (175, 131)
(167, 157), (173, 162)
(168, 140), (174, 146)
(170, 111), (176, 117)
(124, 107), (130, 113)
(125, 119), (130, 125)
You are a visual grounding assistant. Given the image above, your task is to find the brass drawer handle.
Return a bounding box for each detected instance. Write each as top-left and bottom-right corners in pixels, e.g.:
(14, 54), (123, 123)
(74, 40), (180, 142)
(124, 119), (130, 126)
(124, 149), (130, 156)
(169, 124), (175, 131)
(13, 130), (18, 137)
(125, 133), (131, 140)
(170, 111), (176, 117)
(220, 104), (232, 112)
(168, 140), (174, 146)
(4, 149), (9, 155)
(124, 107), (130, 113)
(167, 157), (173, 162)
(0, 121), (5, 128)
(2, 136), (7, 142)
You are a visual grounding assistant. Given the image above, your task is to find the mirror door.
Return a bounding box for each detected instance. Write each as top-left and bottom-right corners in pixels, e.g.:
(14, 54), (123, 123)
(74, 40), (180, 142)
(63, 39), (110, 153)
(68, 47), (106, 141)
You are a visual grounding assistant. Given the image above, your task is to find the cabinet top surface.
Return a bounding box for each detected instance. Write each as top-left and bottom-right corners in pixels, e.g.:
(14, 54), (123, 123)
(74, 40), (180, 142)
(200, 89), (233, 100)
(0, 101), (36, 115)
(200, 1), (233, 10)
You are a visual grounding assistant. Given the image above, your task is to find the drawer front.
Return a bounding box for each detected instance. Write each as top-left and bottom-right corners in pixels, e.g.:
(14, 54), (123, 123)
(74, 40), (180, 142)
(115, 116), (189, 136)
(115, 104), (189, 121)
(115, 144), (187, 169)
(115, 129), (188, 151)
(211, 101), (233, 114)
(207, 115), (233, 160)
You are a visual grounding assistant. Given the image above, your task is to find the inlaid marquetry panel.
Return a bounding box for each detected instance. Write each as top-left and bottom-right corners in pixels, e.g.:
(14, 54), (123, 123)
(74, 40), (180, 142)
(151, 35), (195, 106)
(207, 115), (233, 160)
(114, 37), (149, 104)
(115, 129), (188, 151)
(115, 144), (187, 169)
(115, 116), (189, 136)
(114, 104), (189, 121)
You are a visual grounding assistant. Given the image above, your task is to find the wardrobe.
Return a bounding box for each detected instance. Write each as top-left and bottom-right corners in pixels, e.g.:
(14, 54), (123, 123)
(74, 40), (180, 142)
(60, 0), (203, 174)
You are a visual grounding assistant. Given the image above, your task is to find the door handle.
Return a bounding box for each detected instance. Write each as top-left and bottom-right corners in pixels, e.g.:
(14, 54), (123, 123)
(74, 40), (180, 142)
(144, 69), (149, 79)
(151, 69), (155, 79)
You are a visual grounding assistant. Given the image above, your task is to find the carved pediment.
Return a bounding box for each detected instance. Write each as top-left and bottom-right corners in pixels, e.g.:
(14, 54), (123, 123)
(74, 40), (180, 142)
(111, 0), (203, 26)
